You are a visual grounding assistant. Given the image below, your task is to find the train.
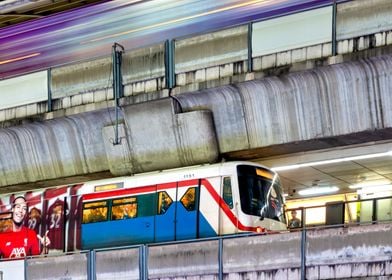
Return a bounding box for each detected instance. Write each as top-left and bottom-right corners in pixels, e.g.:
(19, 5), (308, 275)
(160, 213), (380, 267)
(0, 161), (286, 257)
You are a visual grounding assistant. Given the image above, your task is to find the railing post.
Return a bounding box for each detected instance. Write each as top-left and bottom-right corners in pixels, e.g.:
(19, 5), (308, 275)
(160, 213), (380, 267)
(247, 22), (253, 73)
(372, 198), (377, 224)
(88, 250), (96, 280)
(165, 39), (176, 89)
(47, 68), (52, 112)
(139, 245), (148, 280)
(332, 0), (337, 56)
(300, 207), (306, 280)
(112, 43), (124, 145)
(23, 258), (27, 280)
(300, 228), (306, 280)
(218, 238), (223, 280)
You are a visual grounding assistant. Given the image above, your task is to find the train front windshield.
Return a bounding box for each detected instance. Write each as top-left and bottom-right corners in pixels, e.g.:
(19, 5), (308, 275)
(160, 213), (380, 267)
(237, 165), (285, 223)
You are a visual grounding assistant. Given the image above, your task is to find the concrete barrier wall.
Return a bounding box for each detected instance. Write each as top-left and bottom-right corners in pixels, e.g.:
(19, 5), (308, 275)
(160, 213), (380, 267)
(175, 26), (248, 74)
(252, 6), (332, 57)
(1, 224), (391, 279)
(51, 57), (113, 99)
(149, 240), (219, 278)
(122, 43), (166, 97)
(51, 44), (166, 102)
(337, 0), (392, 40)
(223, 232), (301, 273)
(1, 0), (392, 119)
(26, 253), (88, 280)
(0, 71), (47, 110)
(108, 224), (392, 280)
(307, 224), (392, 266)
(306, 223), (392, 279)
(96, 248), (140, 280)
(0, 259), (24, 280)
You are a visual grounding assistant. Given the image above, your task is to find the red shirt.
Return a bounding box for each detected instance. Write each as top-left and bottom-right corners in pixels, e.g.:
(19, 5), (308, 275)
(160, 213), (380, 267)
(46, 199), (65, 250)
(0, 227), (40, 259)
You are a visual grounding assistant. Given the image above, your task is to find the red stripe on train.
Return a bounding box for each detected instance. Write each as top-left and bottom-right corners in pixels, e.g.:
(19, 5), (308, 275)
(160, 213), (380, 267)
(201, 179), (257, 232)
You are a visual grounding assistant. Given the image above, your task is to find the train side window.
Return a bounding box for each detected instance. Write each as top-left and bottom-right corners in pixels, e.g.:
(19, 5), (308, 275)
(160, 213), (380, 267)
(157, 191), (173, 215)
(82, 201), (108, 223)
(111, 197), (137, 220)
(223, 177), (233, 209)
(181, 187), (196, 211)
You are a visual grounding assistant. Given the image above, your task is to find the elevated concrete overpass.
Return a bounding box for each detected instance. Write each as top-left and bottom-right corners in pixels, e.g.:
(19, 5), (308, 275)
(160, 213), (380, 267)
(0, 0), (391, 197)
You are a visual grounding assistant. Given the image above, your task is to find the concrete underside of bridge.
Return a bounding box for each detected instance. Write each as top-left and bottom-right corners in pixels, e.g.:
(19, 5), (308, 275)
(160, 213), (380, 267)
(0, 46), (391, 194)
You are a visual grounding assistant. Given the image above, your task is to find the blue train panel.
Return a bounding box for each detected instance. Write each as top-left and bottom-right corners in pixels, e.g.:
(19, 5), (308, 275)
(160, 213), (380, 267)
(81, 202), (218, 249)
(155, 202), (175, 242)
(175, 202), (197, 240)
(82, 216), (155, 249)
(198, 214), (217, 238)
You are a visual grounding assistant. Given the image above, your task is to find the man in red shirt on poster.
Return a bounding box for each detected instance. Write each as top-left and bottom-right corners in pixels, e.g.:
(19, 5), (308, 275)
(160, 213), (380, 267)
(0, 196), (51, 259)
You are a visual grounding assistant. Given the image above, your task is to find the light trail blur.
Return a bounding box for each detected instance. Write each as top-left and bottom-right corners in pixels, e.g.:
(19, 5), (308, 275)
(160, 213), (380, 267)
(0, 0), (332, 79)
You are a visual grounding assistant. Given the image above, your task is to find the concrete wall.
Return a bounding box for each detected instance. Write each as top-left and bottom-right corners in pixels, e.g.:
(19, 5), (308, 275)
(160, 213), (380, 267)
(306, 223), (392, 279)
(0, 51), (391, 188)
(1, 0), (392, 123)
(96, 248), (140, 280)
(0, 0), (392, 187)
(252, 6), (332, 57)
(13, 223), (392, 279)
(0, 98), (218, 188)
(177, 53), (392, 154)
(337, 0), (392, 40)
(26, 253), (88, 280)
(175, 26), (248, 74)
(0, 71), (47, 110)
(103, 98), (219, 175)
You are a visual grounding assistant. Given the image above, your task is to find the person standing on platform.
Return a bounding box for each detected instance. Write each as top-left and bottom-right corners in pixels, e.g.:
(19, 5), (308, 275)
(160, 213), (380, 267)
(288, 210), (301, 229)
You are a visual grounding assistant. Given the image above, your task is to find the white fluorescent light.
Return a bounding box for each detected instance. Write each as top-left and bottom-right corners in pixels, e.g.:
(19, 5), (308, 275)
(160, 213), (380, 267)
(271, 151), (392, 172)
(298, 186), (339, 196)
(357, 184), (392, 194)
(349, 180), (391, 189)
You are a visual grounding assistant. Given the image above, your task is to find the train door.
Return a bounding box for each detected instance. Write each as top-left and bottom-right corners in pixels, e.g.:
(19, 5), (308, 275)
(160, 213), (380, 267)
(155, 182), (176, 242)
(175, 180), (199, 240)
(219, 176), (236, 235)
(198, 177), (221, 238)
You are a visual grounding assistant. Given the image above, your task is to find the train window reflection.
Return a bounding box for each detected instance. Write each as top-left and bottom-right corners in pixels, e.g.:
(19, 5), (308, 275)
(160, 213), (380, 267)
(158, 191), (172, 215)
(181, 188), (196, 211)
(223, 177), (233, 209)
(112, 197), (137, 220)
(82, 201), (108, 223)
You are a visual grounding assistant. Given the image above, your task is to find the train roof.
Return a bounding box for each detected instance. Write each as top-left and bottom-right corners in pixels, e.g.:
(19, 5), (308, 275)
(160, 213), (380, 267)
(80, 161), (275, 194)
(0, 161), (276, 197)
